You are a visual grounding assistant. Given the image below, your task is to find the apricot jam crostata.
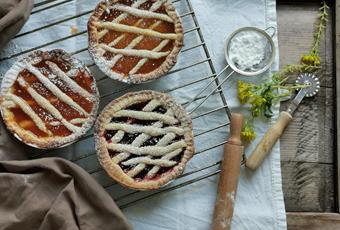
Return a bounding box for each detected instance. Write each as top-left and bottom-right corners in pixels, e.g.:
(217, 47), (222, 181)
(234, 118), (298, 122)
(0, 50), (99, 149)
(95, 91), (194, 190)
(88, 0), (183, 84)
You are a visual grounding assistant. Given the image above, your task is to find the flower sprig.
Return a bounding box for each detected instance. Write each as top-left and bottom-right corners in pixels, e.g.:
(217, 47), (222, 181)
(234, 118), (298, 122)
(301, 1), (329, 66)
(241, 119), (256, 142)
(238, 0), (328, 142)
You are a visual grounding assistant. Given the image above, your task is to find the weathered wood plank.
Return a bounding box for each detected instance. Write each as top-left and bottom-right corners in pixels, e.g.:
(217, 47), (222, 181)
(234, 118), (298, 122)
(335, 0), (340, 213)
(277, 3), (332, 87)
(280, 87), (334, 164)
(277, 2), (335, 212)
(281, 161), (334, 212)
(287, 212), (340, 230)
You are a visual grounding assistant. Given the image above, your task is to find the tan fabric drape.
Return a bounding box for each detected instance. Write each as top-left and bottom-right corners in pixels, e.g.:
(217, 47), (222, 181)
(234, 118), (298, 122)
(0, 121), (132, 230)
(0, 157), (132, 230)
(0, 0), (34, 49)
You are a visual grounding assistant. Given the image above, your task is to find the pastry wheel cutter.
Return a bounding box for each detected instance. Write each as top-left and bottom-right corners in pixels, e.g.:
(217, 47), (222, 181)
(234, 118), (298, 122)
(246, 73), (321, 170)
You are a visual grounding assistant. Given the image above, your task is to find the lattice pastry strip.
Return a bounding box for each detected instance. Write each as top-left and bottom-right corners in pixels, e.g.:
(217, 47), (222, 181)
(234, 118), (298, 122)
(95, 91), (193, 190)
(98, 0), (151, 39)
(99, 44), (171, 59)
(22, 62), (89, 116)
(111, 4), (174, 23)
(105, 99), (185, 178)
(88, 0), (183, 83)
(0, 49), (99, 149)
(46, 61), (94, 100)
(16, 76), (81, 133)
(122, 156), (177, 168)
(104, 98), (180, 178)
(110, 99), (170, 163)
(95, 21), (178, 39)
(107, 140), (186, 157)
(129, 39), (170, 74)
(105, 122), (184, 136)
(3, 93), (52, 135)
(146, 148), (183, 178)
(99, 0), (170, 69)
(112, 109), (178, 124)
(126, 133), (181, 178)
(104, 21), (163, 67)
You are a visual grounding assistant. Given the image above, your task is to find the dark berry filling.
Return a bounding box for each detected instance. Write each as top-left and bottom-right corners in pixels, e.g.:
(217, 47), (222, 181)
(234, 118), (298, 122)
(126, 101), (149, 111)
(157, 167), (172, 175)
(120, 163), (137, 172)
(153, 105), (167, 114)
(141, 136), (162, 147)
(170, 135), (185, 144)
(110, 117), (128, 123)
(171, 151), (184, 163)
(109, 150), (119, 158)
(104, 130), (117, 141)
(120, 133), (139, 144)
(132, 120), (155, 126)
(136, 151), (185, 181)
(106, 99), (186, 182)
(134, 165), (153, 181)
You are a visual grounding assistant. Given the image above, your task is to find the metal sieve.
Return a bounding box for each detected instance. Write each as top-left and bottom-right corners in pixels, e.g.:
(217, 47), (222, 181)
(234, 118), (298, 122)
(186, 26), (276, 114)
(224, 26), (276, 76)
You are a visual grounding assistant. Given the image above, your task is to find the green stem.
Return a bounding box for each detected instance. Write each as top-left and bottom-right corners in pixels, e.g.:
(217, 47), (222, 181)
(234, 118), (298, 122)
(310, 1), (328, 55)
(272, 85), (310, 89)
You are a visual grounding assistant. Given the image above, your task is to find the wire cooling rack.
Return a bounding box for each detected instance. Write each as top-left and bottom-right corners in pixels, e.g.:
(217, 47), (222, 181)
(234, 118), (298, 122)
(0, 0), (233, 209)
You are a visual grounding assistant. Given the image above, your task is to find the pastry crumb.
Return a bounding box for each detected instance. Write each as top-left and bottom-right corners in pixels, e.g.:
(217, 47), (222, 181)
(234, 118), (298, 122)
(70, 25), (78, 35)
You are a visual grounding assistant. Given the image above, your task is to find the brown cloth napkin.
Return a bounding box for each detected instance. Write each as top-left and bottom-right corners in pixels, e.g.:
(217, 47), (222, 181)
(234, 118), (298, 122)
(0, 124), (132, 229)
(0, 0), (34, 50)
(0, 157), (132, 230)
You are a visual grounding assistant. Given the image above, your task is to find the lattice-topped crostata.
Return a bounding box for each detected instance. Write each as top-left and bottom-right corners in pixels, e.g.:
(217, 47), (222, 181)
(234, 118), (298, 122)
(88, 0), (183, 84)
(95, 91), (194, 190)
(0, 50), (99, 149)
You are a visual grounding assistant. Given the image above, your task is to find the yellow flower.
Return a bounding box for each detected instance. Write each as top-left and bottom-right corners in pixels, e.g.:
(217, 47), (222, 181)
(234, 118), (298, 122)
(300, 54), (321, 66)
(241, 121), (256, 142)
(250, 95), (266, 107)
(249, 95), (266, 117)
(241, 129), (256, 142)
(237, 80), (252, 104)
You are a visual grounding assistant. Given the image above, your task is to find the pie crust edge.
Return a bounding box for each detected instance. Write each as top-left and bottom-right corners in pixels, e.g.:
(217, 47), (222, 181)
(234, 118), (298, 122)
(87, 0), (184, 84)
(94, 90), (194, 190)
(0, 49), (100, 149)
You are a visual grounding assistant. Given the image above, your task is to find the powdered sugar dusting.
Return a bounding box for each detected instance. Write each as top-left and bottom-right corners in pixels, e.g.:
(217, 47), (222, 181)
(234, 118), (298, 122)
(228, 30), (271, 72)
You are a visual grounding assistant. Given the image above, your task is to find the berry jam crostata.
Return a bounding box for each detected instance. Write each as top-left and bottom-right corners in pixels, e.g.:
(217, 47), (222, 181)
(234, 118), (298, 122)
(95, 91), (194, 190)
(88, 0), (183, 84)
(0, 49), (99, 149)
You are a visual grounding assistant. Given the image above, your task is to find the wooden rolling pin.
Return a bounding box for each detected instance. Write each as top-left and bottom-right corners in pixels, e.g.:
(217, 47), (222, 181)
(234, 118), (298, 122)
(245, 111), (292, 170)
(212, 113), (244, 230)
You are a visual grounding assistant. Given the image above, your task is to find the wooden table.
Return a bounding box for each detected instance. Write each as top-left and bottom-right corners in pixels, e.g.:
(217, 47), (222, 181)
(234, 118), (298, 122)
(3, 0), (339, 228)
(278, 0), (340, 228)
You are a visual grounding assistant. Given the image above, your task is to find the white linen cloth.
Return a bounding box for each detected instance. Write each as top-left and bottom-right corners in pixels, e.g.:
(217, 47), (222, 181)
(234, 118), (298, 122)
(0, 0), (286, 229)
(191, 1), (287, 229)
(123, 1), (286, 229)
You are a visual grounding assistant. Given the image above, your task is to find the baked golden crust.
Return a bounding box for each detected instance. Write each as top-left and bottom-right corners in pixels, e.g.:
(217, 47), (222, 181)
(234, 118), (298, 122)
(95, 90), (194, 190)
(0, 49), (99, 149)
(88, 0), (183, 84)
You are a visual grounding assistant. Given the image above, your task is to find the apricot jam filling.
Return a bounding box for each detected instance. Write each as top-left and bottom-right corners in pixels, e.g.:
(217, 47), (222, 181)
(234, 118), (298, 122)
(7, 58), (95, 138)
(97, 0), (177, 76)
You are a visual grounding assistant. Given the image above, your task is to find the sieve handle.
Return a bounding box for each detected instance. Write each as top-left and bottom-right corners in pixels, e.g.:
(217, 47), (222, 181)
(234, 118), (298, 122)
(245, 111), (292, 170)
(212, 113), (244, 230)
(265, 26), (276, 38)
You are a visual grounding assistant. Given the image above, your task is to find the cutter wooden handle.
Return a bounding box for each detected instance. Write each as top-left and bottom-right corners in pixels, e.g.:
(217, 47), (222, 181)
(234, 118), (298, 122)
(212, 113), (244, 230)
(246, 111), (292, 170)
